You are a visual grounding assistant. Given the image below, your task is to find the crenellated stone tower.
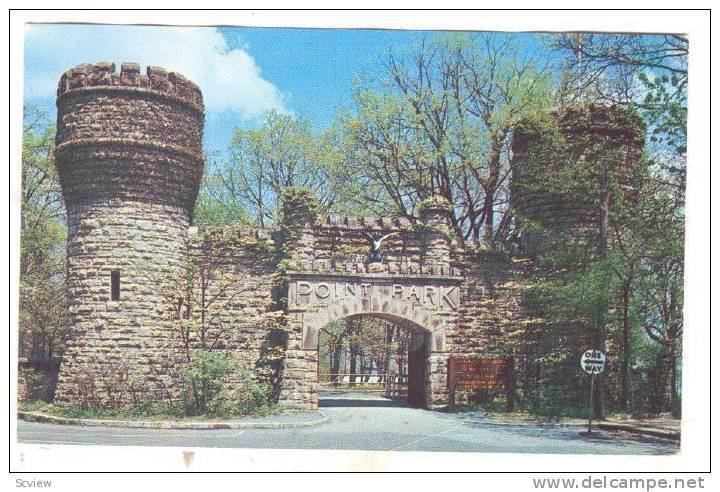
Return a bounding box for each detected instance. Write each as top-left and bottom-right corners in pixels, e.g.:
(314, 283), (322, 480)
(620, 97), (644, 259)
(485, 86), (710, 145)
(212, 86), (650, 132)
(510, 104), (645, 254)
(509, 104), (646, 407)
(53, 62), (204, 404)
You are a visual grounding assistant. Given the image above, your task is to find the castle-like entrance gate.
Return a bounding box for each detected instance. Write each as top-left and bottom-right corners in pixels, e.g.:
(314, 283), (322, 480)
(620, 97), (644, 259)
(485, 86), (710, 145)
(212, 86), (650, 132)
(280, 271), (462, 410)
(47, 62), (640, 414)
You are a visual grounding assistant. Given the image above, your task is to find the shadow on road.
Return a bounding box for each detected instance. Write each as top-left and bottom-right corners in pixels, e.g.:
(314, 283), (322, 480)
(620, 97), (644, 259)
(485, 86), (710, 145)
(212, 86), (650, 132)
(319, 392), (409, 408)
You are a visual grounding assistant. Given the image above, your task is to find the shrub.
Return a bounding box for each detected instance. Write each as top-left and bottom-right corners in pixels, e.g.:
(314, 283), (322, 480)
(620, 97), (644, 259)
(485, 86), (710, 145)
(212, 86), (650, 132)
(205, 374), (275, 418)
(180, 350), (276, 417)
(180, 349), (235, 414)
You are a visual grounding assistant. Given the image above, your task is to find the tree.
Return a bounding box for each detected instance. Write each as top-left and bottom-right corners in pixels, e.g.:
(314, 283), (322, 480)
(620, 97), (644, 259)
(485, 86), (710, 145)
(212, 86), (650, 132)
(209, 111), (344, 227)
(554, 33), (688, 155)
(627, 161), (684, 416)
(20, 105), (67, 360)
(319, 321), (347, 385)
(339, 34), (553, 246)
(193, 150), (252, 226)
(555, 33), (687, 416)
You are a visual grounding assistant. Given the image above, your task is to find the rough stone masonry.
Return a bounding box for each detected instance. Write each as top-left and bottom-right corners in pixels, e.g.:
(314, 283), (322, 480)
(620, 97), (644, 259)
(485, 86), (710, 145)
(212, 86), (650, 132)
(51, 62), (644, 410)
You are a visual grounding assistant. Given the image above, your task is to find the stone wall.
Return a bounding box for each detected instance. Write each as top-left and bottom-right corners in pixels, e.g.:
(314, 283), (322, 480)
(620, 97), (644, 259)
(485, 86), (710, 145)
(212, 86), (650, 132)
(184, 226), (283, 397)
(54, 63), (204, 405)
(293, 213), (461, 277)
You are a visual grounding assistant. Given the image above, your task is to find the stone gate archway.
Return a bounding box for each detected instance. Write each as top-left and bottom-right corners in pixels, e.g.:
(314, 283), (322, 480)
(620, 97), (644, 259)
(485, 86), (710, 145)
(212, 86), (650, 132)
(279, 271), (461, 410)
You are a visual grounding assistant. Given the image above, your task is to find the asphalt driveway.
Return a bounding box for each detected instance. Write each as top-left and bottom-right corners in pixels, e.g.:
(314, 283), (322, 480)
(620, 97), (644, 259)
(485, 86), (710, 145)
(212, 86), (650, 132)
(17, 392), (678, 454)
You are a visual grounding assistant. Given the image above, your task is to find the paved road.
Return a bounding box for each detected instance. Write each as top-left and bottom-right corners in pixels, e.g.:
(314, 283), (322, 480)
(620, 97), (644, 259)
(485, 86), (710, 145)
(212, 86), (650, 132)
(17, 393), (678, 454)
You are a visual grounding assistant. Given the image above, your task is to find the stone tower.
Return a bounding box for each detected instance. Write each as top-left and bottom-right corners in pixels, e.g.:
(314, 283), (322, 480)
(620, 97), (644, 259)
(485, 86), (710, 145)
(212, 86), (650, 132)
(53, 62), (204, 404)
(510, 104), (645, 254)
(418, 196), (453, 274)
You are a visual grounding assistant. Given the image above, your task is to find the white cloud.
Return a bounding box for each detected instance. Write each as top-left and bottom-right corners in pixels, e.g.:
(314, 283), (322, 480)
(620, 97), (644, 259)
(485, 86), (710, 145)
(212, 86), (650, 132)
(23, 24), (288, 118)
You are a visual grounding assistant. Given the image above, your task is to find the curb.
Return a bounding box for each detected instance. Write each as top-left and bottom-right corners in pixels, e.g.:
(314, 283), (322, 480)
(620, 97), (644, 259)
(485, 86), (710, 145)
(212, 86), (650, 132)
(460, 418), (680, 441)
(460, 418), (586, 429)
(18, 410), (330, 430)
(596, 422), (680, 441)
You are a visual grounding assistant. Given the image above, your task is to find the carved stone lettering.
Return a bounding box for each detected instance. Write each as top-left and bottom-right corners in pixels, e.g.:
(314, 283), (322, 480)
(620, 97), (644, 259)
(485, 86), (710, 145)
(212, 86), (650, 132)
(291, 278), (460, 313)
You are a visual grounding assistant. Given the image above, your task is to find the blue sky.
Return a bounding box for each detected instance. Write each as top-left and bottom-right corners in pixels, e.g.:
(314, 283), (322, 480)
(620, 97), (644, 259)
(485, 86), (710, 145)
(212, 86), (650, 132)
(23, 25), (677, 156)
(23, 24), (438, 153)
(25, 24), (567, 157)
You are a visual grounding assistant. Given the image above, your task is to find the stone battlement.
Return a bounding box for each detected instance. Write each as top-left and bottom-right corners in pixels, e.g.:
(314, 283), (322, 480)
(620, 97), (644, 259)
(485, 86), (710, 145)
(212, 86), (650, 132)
(57, 62), (203, 113)
(316, 214), (414, 230)
(54, 61), (204, 209)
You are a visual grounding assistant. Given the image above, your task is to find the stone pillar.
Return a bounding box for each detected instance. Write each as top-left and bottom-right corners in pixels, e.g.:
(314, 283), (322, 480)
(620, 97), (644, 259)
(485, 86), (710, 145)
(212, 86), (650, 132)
(418, 196), (453, 274)
(426, 350), (450, 409)
(277, 310), (319, 410)
(417, 196), (455, 409)
(53, 62), (204, 405)
(277, 187), (318, 269)
(276, 188), (320, 409)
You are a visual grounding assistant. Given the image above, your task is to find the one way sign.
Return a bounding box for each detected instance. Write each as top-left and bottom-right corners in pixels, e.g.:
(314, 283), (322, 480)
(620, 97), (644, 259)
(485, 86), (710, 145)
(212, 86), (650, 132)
(580, 350), (606, 374)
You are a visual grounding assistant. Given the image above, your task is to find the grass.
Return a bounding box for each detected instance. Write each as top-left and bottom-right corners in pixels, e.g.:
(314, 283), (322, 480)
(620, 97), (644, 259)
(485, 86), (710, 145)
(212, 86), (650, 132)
(442, 397), (649, 422)
(18, 399), (281, 421)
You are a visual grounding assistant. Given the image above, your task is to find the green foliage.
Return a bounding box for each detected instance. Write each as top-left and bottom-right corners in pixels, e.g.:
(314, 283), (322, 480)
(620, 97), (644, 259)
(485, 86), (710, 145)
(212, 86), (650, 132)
(638, 72), (687, 154)
(193, 175), (251, 226)
(530, 256), (621, 322)
(180, 349), (234, 410)
(200, 111), (344, 227)
(337, 33), (556, 244)
(204, 380), (276, 418)
(179, 350), (275, 417)
(20, 105), (67, 360)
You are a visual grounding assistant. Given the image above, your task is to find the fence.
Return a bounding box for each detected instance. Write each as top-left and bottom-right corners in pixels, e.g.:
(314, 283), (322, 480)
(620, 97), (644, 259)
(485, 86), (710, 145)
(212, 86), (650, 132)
(318, 373), (408, 397)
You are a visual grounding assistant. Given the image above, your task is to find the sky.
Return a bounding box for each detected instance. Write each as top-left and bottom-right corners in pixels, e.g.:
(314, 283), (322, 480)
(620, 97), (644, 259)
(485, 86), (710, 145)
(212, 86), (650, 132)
(23, 24), (435, 153)
(23, 25), (680, 159)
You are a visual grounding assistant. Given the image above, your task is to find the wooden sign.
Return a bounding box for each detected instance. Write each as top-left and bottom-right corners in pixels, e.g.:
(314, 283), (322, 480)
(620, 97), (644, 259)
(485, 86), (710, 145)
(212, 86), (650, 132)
(448, 356), (510, 391)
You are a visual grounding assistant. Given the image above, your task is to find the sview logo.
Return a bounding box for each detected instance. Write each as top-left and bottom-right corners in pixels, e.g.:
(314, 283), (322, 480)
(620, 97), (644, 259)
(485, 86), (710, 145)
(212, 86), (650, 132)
(15, 479), (52, 488)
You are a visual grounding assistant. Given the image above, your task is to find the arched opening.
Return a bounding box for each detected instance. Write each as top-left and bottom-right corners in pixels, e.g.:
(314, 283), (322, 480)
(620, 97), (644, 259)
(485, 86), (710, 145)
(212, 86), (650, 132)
(280, 275), (457, 410)
(317, 313), (430, 408)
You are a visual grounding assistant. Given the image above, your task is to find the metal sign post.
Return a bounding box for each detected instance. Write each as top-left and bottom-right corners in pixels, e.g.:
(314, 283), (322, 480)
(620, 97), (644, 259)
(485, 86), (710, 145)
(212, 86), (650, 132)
(587, 374), (595, 434)
(580, 349), (606, 435)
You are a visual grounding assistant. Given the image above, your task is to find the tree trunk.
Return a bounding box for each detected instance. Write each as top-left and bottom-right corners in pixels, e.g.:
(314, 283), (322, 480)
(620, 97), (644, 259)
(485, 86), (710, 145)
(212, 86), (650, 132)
(619, 278), (631, 410)
(349, 347), (358, 384)
(669, 344), (680, 418)
(364, 357), (372, 383)
(331, 334), (344, 385)
(383, 324), (393, 382)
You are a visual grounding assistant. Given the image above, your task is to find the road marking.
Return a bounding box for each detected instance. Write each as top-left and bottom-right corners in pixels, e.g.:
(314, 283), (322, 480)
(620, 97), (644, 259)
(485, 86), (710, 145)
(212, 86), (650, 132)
(390, 422), (464, 451)
(20, 431), (151, 438)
